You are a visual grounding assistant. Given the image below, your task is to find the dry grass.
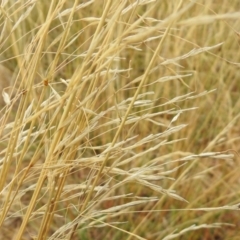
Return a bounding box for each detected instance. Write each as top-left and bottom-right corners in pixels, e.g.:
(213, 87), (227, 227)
(0, 0), (240, 239)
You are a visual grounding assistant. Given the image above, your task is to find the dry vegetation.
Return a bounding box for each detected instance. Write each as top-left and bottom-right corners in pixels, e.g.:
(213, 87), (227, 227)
(0, 0), (240, 239)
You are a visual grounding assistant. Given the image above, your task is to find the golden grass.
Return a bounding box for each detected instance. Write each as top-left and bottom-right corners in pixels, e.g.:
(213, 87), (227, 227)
(0, 0), (240, 239)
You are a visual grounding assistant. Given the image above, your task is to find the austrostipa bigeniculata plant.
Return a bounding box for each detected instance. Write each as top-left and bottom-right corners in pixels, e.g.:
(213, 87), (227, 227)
(0, 0), (240, 239)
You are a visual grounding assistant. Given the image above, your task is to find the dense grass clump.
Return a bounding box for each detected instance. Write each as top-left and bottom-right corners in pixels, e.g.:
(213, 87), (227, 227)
(0, 1), (240, 239)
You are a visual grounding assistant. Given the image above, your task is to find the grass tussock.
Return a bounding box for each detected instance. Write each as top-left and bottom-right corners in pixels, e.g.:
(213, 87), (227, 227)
(0, 0), (240, 239)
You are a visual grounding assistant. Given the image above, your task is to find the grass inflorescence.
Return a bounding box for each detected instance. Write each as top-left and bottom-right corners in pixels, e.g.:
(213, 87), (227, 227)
(0, 1), (240, 239)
